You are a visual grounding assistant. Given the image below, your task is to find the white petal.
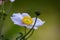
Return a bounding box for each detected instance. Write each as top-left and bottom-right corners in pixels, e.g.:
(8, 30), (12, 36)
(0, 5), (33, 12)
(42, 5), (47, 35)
(34, 27), (38, 29)
(12, 13), (23, 19)
(11, 13), (26, 26)
(11, 17), (26, 26)
(25, 25), (32, 29)
(25, 25), (38, 29)
(10, 0), (15, 2)
(22, 13), (30, 17)
(32, 18), (45, 27)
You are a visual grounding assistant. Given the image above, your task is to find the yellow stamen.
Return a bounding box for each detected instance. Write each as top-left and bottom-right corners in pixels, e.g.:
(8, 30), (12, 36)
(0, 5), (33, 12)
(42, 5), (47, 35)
(22, 16), (33, 25)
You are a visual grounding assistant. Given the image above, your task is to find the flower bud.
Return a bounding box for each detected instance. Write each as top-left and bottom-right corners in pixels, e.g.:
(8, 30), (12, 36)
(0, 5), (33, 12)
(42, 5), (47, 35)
(35, 11), (40, 16)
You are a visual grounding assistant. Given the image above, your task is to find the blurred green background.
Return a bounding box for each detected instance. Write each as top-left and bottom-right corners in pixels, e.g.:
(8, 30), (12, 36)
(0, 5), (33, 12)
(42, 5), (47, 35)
(0, 0), (60, 40)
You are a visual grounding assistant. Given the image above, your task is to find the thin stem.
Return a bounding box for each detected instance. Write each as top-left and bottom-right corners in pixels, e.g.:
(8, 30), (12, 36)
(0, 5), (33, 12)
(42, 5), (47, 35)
(0, 1), (4, 36)
(25, 29), (34, 40)
(24, 27), (26, 39)
(0, 1), (13, 37)
(20, 16), (37, 40)
(24, 27), (26, 35)
(2, 1), (4, 11)
(16, 32), (23, 40)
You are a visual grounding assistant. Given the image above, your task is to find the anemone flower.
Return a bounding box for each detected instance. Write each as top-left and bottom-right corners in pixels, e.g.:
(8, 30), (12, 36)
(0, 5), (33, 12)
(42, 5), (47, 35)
(11, 13), (45, 29)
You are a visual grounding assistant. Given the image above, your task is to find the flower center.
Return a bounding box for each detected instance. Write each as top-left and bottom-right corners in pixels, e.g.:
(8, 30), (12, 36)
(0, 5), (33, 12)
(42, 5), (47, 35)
(22, 16), (33, 25)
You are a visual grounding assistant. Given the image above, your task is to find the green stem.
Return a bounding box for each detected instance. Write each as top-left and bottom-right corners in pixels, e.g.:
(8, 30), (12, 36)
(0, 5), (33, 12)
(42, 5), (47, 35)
(25, 29), (34, 40)
(0, 1), (5, 37)
(24, 27), (26, 40)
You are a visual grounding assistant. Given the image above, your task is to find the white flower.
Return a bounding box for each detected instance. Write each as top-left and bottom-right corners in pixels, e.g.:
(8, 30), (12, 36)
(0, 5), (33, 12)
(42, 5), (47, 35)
(11, 13), (45, 29)
(10, 0), (15, 2)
